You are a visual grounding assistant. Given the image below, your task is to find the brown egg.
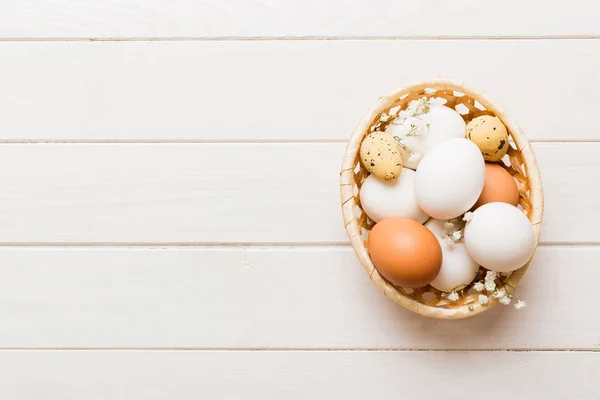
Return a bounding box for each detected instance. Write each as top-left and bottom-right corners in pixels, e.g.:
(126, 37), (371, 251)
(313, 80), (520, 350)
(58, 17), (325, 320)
(367, 218), (442, 288)
(474, 163), (520, 209)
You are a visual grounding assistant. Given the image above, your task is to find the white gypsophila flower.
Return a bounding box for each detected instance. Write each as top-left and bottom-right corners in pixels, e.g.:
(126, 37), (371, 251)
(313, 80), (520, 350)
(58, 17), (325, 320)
(462, 212), (474, 222)
(443, 235), (455, 247)
(499, 296), (511, 305)
(493, 289), (507, 299)
(451, 230), (462, 242)
(424, 88), (437, 94)
(484, 279), (496, 291)
(514, 300), (527, 310)
(485, 271), (497, 282)
(473, 281), (485, 292)
(444, 221), (454, 229)
(478, 294), (489, 305)
(403, 97), (431, 118)
(447, 292), (459, 302)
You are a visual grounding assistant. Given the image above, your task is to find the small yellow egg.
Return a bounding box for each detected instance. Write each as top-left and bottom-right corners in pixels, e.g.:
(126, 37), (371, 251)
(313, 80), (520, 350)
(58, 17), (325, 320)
(466, 116), (509, 162)
(360, 132), (403, 181)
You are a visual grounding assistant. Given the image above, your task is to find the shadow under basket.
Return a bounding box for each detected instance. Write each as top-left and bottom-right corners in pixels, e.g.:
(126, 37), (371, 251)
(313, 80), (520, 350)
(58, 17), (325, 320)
(340, 78), (544, 319)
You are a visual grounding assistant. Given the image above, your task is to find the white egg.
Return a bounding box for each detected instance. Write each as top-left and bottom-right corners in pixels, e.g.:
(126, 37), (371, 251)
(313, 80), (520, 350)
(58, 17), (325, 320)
(425, 219), (479, 292)
(386, 104), (466, 169)
(414, 138), (485, 219)
(464, 202), (536, 273)
(359, 168), (429, 223)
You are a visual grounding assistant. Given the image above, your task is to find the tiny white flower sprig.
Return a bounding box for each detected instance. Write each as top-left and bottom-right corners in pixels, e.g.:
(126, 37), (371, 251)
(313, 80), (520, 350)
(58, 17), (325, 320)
(373, 96), (445, 136)
(499, 296), (511, 305)
(484, 278), (496, 291)
(441, 281), (472, 303)
(392, 97), (432, 126)
(472, 270), (527, 311)
(446, 291), (459, 302)
(439, 215), (467, 247)
(514, 300), (527, 310)
(451, 230), (462, 241)
(478, 294), (489, 305)
(382, 97), (435, 157)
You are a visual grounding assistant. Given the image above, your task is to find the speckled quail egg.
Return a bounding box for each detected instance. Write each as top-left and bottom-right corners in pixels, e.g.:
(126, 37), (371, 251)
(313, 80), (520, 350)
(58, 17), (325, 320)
(466, 116), (509, 162)
(359, 131), (402, 181)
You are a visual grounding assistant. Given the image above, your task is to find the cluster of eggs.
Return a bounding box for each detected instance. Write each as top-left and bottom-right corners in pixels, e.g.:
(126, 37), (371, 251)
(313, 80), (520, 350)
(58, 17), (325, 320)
(360, 98), (536, 292)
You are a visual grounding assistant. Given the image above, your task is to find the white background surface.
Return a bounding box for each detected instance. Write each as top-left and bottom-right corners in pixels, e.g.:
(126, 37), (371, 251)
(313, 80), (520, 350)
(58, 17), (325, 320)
(0, 1), (599, 398)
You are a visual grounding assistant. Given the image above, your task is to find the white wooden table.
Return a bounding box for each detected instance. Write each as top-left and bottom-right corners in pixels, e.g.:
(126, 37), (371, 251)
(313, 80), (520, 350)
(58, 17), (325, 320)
(0, 1), (598, 398)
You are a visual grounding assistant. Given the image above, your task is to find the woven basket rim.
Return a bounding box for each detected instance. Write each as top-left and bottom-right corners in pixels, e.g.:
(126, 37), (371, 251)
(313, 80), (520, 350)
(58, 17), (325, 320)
(340, 77), (544, 319)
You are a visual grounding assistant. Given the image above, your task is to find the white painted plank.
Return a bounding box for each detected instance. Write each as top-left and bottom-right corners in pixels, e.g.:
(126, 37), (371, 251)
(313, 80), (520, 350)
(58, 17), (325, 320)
(0, 246), (597, 349)
(0, 0), (598, 39)
(0, 143), (594, 244)
(0, 350), (597, 399)
(0, 40), (599, 141)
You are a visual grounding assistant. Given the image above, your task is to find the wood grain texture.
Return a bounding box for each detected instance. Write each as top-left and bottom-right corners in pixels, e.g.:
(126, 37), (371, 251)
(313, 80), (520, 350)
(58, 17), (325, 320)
(0, 350), (598, 399)
(0, 143), (594, 244)
(0, 40), (598, 141)
(0, 0), (598, 39)
(0, 1), (597, 394)
(0, 246), (597, 349)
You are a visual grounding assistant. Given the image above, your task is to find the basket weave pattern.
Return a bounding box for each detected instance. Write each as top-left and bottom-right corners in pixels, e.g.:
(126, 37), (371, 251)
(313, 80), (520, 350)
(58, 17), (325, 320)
(340, 78), (543, 319)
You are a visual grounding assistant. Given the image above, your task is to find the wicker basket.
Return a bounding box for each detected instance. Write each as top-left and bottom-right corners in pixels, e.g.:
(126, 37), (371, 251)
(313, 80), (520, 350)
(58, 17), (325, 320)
(340, 78), (544, 319)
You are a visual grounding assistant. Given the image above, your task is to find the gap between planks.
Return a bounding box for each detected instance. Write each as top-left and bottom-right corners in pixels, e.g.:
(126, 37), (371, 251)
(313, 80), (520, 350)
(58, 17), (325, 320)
(0, 35), (600, 42)
(0, 348), (595, 352)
